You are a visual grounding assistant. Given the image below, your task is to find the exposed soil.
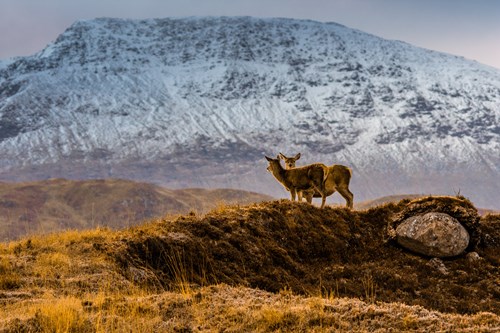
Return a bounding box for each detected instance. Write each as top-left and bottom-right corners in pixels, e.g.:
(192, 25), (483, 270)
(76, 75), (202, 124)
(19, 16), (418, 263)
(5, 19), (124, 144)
(111, 196), (500, 315)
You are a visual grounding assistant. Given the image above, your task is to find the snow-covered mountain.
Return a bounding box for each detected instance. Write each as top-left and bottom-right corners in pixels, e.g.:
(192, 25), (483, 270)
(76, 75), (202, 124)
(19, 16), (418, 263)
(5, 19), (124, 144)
(0, 17), (499, 208)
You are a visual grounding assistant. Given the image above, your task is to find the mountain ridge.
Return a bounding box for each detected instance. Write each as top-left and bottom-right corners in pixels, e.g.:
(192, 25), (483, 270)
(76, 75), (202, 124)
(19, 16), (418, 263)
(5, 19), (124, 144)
(0, 16), (499, 207)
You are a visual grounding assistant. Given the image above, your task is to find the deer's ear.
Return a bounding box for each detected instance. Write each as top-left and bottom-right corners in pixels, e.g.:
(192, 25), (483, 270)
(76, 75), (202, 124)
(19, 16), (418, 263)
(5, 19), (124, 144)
(265, 156), (273, 162)
(295, 153), (301, 160)
(278, 153), (286, 160)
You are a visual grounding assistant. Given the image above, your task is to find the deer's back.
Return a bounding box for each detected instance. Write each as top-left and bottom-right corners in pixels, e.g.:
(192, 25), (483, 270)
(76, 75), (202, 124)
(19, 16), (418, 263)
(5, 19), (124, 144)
(285, 163), (327, 189)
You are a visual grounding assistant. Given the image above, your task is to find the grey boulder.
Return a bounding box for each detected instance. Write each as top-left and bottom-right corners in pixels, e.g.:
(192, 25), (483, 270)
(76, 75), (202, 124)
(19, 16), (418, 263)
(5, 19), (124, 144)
(396, 212), (469, 257)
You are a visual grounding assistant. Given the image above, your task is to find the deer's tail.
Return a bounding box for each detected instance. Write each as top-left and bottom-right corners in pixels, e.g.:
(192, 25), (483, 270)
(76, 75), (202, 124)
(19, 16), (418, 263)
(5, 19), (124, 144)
(323, 166), (329, 183)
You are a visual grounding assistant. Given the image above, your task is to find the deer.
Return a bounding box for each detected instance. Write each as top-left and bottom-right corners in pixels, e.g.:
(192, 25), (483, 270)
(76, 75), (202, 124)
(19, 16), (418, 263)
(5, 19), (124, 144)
(265, 155), (329, 208)
(279, 153), (354, 209)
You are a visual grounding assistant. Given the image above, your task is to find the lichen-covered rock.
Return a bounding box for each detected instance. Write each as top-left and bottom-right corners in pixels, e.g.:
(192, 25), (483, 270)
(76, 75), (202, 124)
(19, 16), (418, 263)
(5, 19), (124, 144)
(396, 212), (470, 257)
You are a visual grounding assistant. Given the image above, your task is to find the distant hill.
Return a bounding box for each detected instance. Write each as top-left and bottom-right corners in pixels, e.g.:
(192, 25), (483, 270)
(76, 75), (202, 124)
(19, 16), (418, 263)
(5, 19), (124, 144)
(355, 194), (424, 210)
(0, 178), (272, 241)
(355, 194), (500, 215)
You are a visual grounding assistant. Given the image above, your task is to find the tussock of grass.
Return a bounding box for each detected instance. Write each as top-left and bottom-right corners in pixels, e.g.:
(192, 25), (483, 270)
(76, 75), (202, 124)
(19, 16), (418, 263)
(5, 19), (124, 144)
(0, 257), (21, 290)
(1, 196), (499, 332)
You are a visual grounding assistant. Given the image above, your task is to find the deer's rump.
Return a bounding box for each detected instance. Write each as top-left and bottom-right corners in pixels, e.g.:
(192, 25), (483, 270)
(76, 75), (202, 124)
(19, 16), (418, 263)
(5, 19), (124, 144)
(309, 165), (351, 197)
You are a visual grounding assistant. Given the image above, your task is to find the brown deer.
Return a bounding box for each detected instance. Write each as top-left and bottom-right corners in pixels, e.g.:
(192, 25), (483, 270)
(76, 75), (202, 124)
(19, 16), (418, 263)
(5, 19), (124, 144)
(265, 155), (329, 208)
(279, 153), (354, 209)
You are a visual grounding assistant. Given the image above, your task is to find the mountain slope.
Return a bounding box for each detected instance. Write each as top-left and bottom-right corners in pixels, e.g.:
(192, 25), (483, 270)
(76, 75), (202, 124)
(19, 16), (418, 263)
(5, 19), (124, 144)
(0, 178), (272, 241)
(0, 17), (499, 207)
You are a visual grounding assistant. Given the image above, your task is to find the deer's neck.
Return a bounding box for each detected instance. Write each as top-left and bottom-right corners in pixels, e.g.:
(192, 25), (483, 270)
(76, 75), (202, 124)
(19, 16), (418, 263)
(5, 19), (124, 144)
(272, 166), (289, 186)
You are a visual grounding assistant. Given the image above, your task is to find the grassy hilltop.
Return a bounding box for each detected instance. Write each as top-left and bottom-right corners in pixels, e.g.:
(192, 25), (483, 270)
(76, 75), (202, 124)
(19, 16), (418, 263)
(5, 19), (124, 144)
(0, 197), (499, 332)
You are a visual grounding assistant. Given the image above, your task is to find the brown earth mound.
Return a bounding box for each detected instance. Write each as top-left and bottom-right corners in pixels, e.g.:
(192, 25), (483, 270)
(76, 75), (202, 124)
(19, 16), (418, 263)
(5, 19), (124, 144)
(110, 196), (499, 315)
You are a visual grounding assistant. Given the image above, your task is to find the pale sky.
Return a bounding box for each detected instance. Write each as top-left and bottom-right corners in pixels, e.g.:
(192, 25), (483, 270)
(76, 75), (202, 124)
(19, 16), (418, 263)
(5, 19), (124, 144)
(1, 0), (499, 69)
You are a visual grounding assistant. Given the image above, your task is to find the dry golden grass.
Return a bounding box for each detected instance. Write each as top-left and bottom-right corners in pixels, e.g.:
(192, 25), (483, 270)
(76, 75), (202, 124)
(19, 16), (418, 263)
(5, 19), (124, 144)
(2, 281), (499, 333)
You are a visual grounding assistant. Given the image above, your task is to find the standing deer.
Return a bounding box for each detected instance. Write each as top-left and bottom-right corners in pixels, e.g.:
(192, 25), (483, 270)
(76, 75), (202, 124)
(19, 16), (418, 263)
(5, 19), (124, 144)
(279, 153), (354, 209)
(265, 155), (329, 208)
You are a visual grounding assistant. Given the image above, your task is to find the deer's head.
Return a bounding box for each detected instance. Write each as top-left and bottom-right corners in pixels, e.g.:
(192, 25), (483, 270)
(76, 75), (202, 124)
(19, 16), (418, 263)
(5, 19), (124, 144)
(278, 153), (301, 169)
(265, 155), (282, 173)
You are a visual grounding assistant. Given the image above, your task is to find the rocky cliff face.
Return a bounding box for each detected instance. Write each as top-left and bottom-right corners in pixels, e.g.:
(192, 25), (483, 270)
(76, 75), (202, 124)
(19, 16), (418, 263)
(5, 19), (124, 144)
(0, 17), (499, 207)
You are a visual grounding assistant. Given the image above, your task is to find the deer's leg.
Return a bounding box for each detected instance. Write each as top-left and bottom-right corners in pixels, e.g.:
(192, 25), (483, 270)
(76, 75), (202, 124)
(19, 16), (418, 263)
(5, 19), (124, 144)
(338, 187), (354, 209)
(312, 184), (327, 209)
(290, 188), (296, 202)
(305, 191), (313, 204)
(298, 191), (303, 202)
(320, 194), (326, 208)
